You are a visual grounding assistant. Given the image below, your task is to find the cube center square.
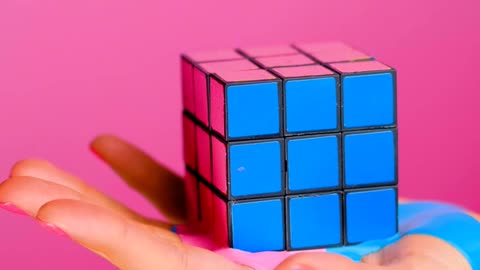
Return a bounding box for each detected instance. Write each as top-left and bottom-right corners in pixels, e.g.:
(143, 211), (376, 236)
(180, 42), (399, 253)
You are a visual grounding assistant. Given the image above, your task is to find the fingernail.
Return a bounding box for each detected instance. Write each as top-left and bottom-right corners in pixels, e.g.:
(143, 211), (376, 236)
(0, 202), (29, 216)
(38, 221), (71, 239)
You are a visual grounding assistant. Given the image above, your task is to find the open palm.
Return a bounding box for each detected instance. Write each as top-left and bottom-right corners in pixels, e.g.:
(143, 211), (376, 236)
(0, 135), (477, 270)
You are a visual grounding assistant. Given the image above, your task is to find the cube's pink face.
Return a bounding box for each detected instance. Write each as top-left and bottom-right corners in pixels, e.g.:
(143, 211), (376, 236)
(211, 136), (228, 194)
(240, 45), (298, 57)
(254, 54), (315, 68)
(215, 69), (277, 82)
(210, 69), (279, 139)
(211, 195), (229, 247)
(210, 77), (226, 137)
(193, 66), (209, 125)
(199, 60), (258, 73)
(294, 41), (372, 63)
(181, 58), (195, 114)
(272, 64), (335, 78)
(329, 60), (392, 73)
(184, 171), (200, 228)
(197, 182), (214, 233)
(311, 49), (371, 63)
(185, 49), (243, 63)
(195, 125), (211, 183)
(294, 41), (349, 52)
(182, 114), (196, 171)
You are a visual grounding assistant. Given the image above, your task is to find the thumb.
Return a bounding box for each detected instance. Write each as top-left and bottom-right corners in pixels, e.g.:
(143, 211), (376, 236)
(35, 199), (250, 270)
(274, 252), (381, 270)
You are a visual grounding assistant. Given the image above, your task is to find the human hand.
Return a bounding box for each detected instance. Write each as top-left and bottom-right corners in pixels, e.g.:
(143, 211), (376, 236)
(0, 135), (478, 270)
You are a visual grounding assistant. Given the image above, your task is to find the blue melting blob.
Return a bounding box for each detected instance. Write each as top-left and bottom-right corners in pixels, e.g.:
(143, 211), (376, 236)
(326, 201), (480, 269)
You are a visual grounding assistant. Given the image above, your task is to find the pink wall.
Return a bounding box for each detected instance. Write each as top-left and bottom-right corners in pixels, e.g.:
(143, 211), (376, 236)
(0, 0), (479, 268)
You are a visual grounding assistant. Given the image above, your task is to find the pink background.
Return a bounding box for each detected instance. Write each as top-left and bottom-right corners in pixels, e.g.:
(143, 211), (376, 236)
(0, 0), (479, 268)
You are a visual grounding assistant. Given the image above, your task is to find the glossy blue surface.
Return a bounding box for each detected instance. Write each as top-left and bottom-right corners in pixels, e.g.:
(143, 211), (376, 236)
(226, 82), (280, 138)
(287, 135), (340, 192)
(345, 188), (397, 244)
(328, 201), (480, 269)
(285, 77), (338, 133)
(288, 193), (342, 249)
(229, 140), (283, 198)
(342, 72), (395, 129)
(344, 130), (396, 187)
(231, 198), (285, 252)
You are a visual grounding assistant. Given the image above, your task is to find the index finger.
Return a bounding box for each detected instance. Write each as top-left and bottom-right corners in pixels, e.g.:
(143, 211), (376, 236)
(90, 134), (186, 224)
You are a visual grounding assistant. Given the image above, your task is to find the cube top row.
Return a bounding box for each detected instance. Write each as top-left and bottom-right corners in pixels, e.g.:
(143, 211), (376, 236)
(181, 41), (396, 141)
(185, 41), (372, 64)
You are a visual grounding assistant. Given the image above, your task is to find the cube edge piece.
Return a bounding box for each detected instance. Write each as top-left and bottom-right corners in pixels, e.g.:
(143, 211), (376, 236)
(211, 69), (284, 142)
(269, 66), (342, 136)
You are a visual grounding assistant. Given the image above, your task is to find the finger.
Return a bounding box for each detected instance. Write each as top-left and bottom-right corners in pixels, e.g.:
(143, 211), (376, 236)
(0, 175), (169, 230)
(8, 159), (168, 228)
(36, 199), (251, 270)
(90, 134), (186, 224)
(274, 252), (385, 270)
(0, 176), (84, 216)
(10, 159), (89, 192)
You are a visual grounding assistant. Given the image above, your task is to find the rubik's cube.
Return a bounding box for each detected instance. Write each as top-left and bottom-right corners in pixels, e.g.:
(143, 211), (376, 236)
(180, 42), (398, 252)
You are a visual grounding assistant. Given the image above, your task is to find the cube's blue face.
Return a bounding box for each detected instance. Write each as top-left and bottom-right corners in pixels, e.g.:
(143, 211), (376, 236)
(228, 140), (283, 198)
(284, 77), (338, 134)
(342, 72), (395, 129)
(226, 82), (281, 139)
(286, 135), (341, 192)
(230, 198), (285, 252)
(345, 188), (397, 244)
(288, 193), (342, 249)
(343, 130), (397, 188)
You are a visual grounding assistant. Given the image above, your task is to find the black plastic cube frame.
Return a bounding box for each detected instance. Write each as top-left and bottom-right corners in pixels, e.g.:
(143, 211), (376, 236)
(269, 69), (342, 136)
(209, 73), (285, 142)
(341, 128), (399, 190)
(284, 133), (343, 195)
(285, 191), (345, 251)
(342, 185), (399, 246)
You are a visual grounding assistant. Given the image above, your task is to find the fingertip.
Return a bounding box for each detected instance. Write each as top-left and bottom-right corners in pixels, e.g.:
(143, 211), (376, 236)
(0, 176), (83, 217)
(35, 198), (123, 249)
(89, 134), (124, 150)
(9, 159), (54, 177)
(36, 198), (83, 226)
